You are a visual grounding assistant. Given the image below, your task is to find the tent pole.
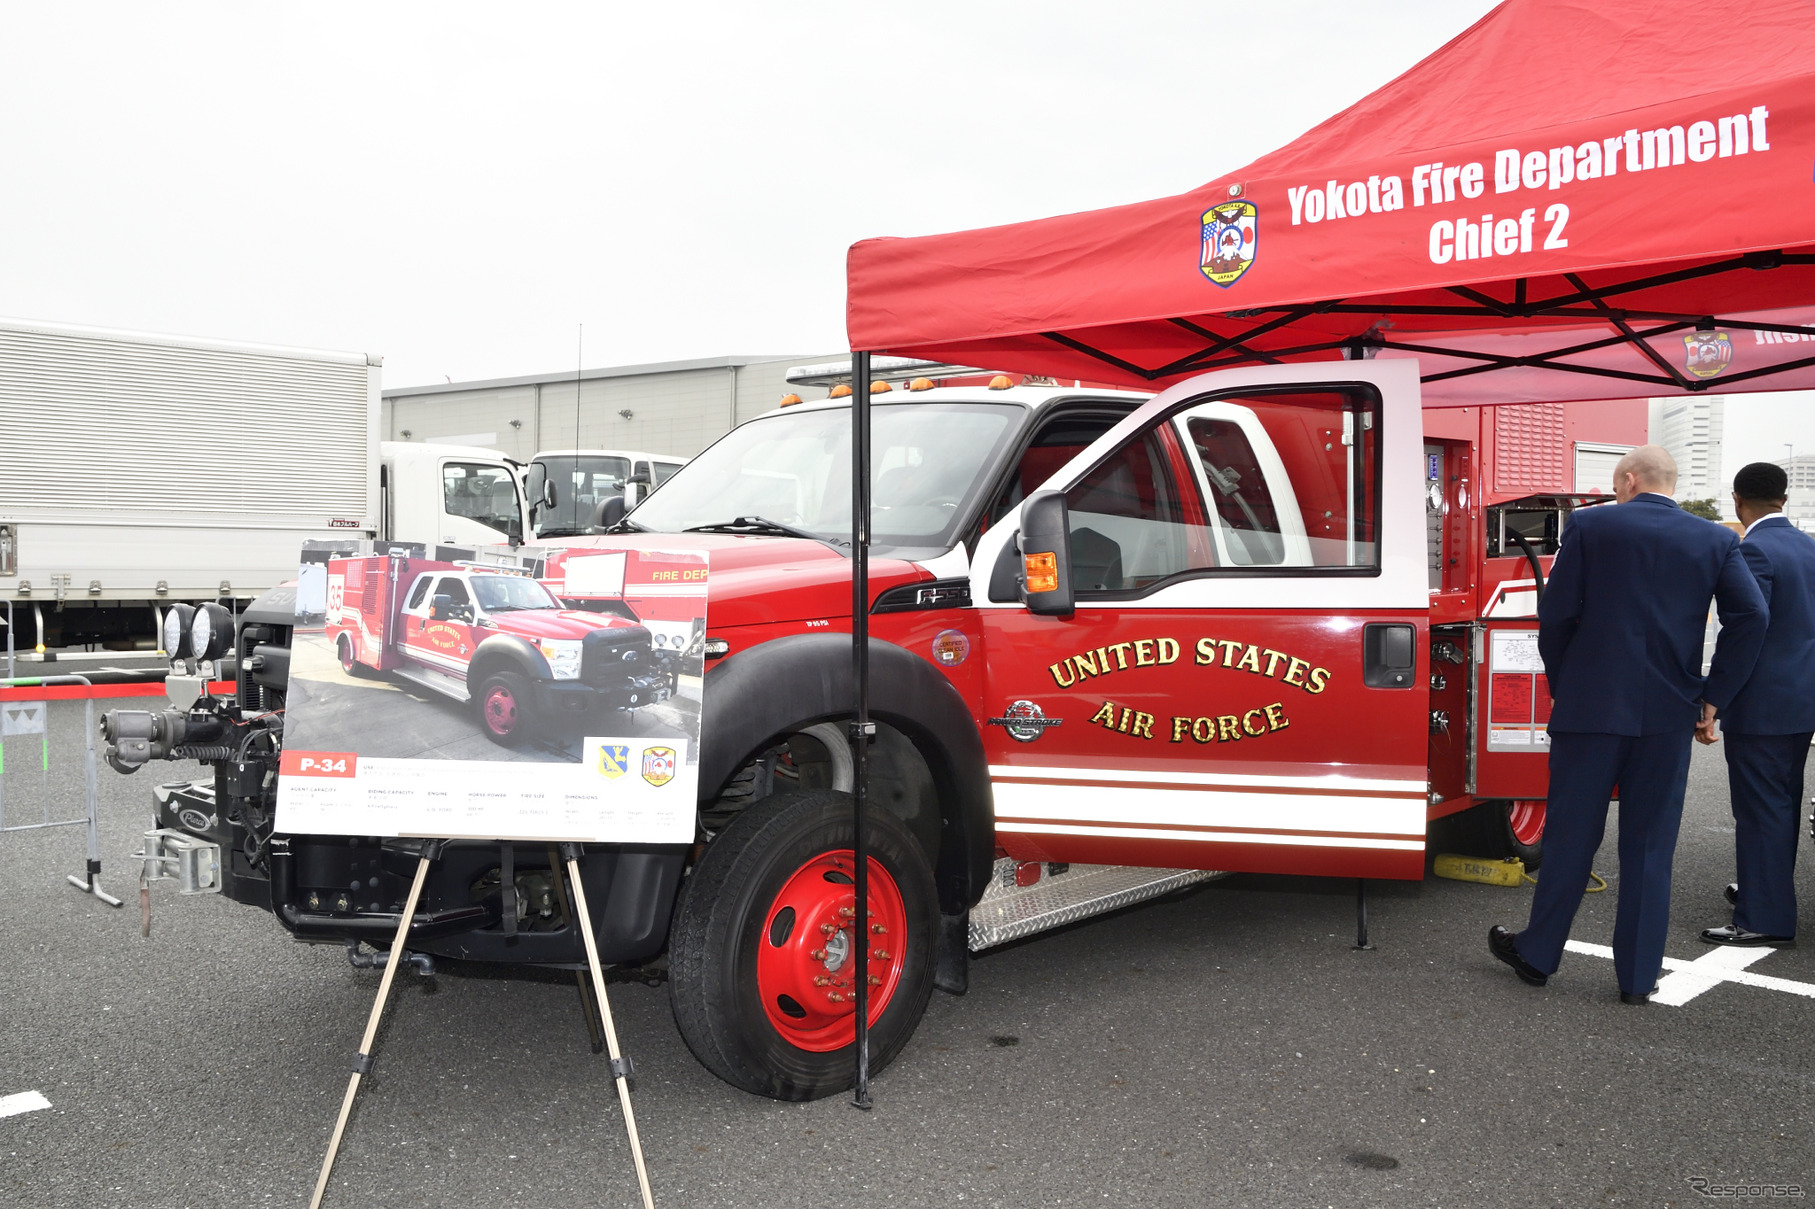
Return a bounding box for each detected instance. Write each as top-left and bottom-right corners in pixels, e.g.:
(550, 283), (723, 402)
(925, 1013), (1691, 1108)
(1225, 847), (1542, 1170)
(849, 349), (874, 1110)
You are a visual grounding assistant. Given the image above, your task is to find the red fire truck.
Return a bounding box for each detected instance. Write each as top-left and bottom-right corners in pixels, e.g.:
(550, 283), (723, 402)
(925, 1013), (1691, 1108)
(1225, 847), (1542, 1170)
(536, 545), (708, 659)
(325, 555), (672, 745)
(114, 362), (1645, 1101)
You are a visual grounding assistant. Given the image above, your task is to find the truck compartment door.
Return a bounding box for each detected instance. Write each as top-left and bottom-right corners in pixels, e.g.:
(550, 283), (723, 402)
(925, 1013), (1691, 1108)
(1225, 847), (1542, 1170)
(969, 360), (1430, 881)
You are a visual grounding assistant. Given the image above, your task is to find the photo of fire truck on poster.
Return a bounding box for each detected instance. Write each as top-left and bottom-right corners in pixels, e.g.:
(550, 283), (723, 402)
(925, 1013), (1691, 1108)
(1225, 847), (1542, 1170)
(275, 542), (707, 845)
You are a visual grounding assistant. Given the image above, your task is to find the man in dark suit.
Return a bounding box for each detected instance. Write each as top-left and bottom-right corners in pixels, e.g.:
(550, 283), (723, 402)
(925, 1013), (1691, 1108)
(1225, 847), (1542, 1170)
(1489, 445), (1768, 1003)
(1695, 461), (1813, 946)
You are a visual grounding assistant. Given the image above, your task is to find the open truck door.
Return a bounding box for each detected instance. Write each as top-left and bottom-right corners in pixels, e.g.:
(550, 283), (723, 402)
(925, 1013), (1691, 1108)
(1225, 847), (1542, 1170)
(970, 359), (1430, 881)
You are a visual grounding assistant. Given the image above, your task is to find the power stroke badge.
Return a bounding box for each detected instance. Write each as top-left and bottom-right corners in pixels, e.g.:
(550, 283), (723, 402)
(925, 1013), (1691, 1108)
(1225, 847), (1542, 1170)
(988, 700), (1063, 743)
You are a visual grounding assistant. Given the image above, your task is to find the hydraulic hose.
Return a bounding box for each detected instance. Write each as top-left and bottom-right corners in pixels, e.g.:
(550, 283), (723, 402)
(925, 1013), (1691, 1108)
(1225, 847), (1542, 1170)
(1506, 530), (1546, 604)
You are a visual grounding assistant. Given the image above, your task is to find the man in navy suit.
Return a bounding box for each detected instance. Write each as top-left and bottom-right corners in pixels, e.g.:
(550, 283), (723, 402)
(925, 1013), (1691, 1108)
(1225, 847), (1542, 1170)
(1489, 446), (1768, 1003)
(1695, 462), (1813, 946)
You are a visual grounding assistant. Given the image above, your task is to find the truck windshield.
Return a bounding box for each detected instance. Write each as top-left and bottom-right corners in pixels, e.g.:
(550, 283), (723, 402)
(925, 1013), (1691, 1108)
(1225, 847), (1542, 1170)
(535, 455), (634, 536)
(630, 402), (1023, 555)
(472, 575), (560, 613)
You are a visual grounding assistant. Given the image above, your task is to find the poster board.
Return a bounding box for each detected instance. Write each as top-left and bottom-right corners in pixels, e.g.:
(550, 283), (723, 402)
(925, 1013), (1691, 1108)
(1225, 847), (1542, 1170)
(275, 543), (705, 844)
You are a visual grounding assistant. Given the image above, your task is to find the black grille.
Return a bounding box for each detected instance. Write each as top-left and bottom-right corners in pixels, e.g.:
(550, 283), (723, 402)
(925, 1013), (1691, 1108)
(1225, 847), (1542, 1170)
(581, 626), (652, 685)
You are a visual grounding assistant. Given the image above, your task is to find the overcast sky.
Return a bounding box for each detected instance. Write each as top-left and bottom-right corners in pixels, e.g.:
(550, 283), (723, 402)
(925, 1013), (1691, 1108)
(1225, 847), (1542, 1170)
(3, 0), (1811, 474)
(1, 1), (1504, 386)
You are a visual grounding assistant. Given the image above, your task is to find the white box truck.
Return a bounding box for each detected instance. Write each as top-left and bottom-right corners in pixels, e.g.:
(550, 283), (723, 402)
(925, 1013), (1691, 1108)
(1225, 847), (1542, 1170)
(0, 317), (528, 654)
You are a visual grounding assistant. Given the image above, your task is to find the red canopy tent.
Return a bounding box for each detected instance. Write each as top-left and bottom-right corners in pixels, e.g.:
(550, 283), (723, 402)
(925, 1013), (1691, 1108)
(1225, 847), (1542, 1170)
(846, 0), (1815, 405)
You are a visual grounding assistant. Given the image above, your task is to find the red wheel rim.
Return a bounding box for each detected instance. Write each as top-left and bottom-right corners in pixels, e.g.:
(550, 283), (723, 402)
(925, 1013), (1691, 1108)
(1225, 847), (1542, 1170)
(482, 685), (518, 735)
(1509, 799), (1546, 847)
(756, 850), (907, 1052)
(339, 636), (355, 672)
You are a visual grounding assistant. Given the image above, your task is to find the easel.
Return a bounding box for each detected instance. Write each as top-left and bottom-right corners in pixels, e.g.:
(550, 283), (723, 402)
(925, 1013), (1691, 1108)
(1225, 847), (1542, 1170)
(308, 841), (655, 1209)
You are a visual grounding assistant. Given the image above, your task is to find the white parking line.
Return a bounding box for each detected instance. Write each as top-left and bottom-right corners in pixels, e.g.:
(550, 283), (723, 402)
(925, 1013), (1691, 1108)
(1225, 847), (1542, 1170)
(0, 1091), (51, 1119)
(1564, 940), (1815, 1004)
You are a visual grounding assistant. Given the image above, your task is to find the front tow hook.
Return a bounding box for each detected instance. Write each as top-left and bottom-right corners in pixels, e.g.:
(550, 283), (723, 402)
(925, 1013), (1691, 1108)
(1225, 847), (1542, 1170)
(345, 940), (435, 976)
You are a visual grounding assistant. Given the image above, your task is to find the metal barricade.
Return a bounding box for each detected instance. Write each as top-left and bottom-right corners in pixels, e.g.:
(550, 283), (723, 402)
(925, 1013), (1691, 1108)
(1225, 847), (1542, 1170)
(0, 674), (123, 907)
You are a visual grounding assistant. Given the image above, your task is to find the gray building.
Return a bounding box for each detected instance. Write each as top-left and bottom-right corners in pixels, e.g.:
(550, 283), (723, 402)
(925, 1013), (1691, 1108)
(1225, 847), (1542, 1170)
(1776, 453), (1815, 531)
(382, 354), (837, 463)
(1650, 395), (1726, 512)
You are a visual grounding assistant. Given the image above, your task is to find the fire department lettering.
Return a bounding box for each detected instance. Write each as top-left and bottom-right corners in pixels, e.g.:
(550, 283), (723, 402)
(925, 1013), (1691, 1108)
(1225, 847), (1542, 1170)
(1047, 636), (1329, 694)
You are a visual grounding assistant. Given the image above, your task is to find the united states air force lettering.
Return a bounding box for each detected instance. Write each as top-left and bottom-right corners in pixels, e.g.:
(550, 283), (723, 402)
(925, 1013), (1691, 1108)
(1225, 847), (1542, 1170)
(1048, 636), (1331, 746)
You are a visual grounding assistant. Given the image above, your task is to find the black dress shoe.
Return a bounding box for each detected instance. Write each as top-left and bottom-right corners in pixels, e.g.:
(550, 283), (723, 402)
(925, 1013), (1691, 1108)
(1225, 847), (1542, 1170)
(1725, 883), (1738, 907)
(1700, 925), (1794, 947)
(1620, 985), (1659, 1005)
(1488, 925), (1548, 986)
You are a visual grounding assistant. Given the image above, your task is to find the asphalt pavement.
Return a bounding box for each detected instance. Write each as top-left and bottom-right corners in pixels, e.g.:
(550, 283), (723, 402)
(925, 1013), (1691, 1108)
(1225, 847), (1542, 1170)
(2, 695), (1811, 1208)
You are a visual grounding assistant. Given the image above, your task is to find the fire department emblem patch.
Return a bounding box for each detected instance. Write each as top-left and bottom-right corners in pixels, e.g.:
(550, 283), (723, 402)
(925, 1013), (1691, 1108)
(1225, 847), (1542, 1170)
(1683, 330), (1733, 379)
(1199, 200), (1257, 288)
(987, 700), (1063, 744)
(598, 744), (630, 779)
(641, 746), (677, 786)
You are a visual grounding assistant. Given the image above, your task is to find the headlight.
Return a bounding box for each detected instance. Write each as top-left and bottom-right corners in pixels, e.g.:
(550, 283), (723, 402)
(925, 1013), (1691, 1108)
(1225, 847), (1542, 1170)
(538, 639), (583, 680)
(162, 604), (196, 659)
(189, 602), (232, 663)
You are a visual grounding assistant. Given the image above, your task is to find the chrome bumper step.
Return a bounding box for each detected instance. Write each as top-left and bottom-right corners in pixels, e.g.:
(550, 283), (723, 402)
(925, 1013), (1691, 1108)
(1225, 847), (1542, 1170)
(968, 858), (1224, 951)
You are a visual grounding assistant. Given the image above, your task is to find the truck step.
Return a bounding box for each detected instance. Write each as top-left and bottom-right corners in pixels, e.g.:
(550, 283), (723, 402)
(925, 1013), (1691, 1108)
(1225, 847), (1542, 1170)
(967, 858), (1224, 951)
(391, 664), (469, 703)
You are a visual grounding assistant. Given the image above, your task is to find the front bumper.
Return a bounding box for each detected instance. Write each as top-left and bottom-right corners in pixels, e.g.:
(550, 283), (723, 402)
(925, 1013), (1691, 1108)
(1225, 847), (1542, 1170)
(538, 670), (672, 714)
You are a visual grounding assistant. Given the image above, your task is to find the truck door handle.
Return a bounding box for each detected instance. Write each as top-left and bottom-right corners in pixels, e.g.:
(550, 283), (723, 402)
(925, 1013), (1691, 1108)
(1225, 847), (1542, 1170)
(1362, 623), (1417, 688)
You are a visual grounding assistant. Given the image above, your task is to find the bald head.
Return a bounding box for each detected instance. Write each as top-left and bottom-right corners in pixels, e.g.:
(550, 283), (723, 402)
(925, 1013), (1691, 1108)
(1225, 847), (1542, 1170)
(1613, 445), (1678, 502)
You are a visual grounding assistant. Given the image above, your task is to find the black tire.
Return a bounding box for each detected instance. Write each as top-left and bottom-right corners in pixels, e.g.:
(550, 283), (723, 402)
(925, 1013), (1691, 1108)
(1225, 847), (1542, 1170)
(668, 788), (939, 1100)
(336, 633), (373, 678)
(1443, 798), (1545, 871)
(474, 670), (536, 747)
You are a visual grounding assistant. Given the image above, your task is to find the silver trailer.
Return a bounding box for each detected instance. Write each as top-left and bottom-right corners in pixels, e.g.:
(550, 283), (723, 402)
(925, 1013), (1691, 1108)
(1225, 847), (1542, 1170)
(0, 316), (380, 653)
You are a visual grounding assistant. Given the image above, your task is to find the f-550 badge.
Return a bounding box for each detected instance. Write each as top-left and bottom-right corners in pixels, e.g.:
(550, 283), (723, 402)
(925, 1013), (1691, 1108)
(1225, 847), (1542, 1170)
(988, 700), (1063, 743)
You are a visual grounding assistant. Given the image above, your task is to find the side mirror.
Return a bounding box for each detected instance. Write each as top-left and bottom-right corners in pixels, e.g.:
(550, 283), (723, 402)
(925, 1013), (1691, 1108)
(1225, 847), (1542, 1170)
(525, 464), (553, 514)
(1019, 490), (1075, 617)
(591, 495), (628, 533)
(430, 594), (452, 620)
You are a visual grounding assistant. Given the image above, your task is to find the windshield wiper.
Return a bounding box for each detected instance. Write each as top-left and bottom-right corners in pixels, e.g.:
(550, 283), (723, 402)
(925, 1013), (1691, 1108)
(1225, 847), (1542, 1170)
(684, 516), (849, 549)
